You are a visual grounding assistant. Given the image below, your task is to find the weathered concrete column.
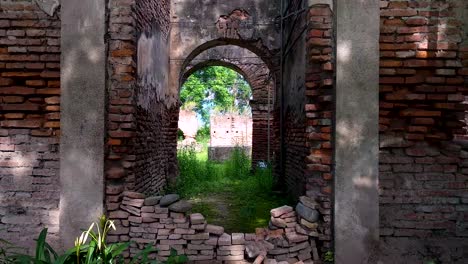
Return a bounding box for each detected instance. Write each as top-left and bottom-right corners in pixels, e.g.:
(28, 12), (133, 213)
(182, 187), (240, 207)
(59, 0), (106, 248)
(334, 0), (380, 263)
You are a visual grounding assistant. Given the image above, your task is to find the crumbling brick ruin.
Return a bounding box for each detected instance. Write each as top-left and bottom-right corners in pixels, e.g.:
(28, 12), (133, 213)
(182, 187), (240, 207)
(0, 0), (467, 263)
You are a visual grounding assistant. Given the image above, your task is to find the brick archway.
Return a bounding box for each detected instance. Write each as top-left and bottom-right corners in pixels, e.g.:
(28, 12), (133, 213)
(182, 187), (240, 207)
(179, 45), (277, 166)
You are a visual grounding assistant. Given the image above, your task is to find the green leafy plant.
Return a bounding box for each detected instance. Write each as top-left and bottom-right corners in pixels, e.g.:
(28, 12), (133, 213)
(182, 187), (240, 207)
(6, 216), (187, 264)
(323, 250), (334, 263)
(0, 234), (23, 264)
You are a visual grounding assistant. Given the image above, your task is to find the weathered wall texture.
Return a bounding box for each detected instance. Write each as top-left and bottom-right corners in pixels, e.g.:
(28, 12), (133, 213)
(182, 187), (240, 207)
(304, 4), (334, 253)
(282, 1), (308, 198)
(281, 1), (334, 254)
(105, 0), (174, 220)
(0, 0), (61, 248)
(134, 0), (176, 195)
(378, 0), (468, 262)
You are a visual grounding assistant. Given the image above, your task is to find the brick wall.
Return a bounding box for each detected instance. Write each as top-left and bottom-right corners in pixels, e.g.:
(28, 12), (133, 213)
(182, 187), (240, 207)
(0, 1), (61, 248)
(304, 4), (334, 253)
(133, 0), (175, 195)
(106, 0), (138, 213)
(106, 0), (174, 219)
(379, 0), (468, 261)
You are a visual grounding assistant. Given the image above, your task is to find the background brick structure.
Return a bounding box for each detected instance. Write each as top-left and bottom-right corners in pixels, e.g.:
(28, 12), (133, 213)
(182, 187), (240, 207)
(378, 0), (468, 262)
(0, 0), (61, 248)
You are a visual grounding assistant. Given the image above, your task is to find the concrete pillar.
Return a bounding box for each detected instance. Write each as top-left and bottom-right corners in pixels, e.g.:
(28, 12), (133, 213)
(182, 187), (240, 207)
(334, 0), (380, 263)
(59, 0), (106, 248)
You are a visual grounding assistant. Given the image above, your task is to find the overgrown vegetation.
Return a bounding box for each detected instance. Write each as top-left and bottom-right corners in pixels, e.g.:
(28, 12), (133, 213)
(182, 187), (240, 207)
(173, 146), (290, 233)
(1, 216), (187, 264)
(180, 66), (252, 125)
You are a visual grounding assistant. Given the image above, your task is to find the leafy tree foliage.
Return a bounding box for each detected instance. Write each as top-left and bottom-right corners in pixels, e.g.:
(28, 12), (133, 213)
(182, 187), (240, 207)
(180, 66), (252, 124)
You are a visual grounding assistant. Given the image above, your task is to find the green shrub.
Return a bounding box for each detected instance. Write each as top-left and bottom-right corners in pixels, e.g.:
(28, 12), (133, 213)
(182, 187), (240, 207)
(195, 126), (210, 144)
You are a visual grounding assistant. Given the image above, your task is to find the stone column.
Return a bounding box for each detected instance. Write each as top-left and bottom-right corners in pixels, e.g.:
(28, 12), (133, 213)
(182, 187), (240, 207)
(59, 0), (106, 248)
(334, 0), (380, 263)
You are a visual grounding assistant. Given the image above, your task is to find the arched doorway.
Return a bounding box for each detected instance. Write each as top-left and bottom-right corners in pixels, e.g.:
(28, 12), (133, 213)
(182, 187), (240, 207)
(178, 44), (278, 168)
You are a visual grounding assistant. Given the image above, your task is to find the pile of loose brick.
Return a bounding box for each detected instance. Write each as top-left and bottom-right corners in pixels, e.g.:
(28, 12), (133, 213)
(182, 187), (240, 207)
(107, 191), (322, 263)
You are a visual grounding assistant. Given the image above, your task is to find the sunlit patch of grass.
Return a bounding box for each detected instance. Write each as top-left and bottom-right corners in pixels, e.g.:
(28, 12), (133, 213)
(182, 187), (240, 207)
(173, 146), (292, 233)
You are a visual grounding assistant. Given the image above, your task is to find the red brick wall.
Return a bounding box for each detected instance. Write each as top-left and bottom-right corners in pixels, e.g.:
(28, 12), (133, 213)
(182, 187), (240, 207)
(133, 0), (174, 195)
(105, 0), (138, 214)
(105, 0), (173, 227)
(304, 4), (334, 252)
(379, 0), (468, 260)
(0, 1), (60, 248)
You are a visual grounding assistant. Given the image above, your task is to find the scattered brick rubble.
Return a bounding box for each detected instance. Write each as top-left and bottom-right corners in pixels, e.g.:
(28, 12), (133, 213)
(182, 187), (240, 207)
(108, 191), (322, 263)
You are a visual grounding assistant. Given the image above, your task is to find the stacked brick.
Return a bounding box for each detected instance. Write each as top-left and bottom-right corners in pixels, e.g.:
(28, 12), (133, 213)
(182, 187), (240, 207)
(303, 4), (334, 252)
(379, 0), (468, 260)
(0, 1), (61, 248)
(108, 192), (321, 263)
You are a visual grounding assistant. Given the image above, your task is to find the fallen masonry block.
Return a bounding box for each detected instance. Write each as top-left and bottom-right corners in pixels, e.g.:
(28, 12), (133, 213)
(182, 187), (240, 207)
(218, 233), (232, 246)
(216, 255), (244, 261)
(232, 233), (245, 245)
(205, 236), (218, 246)
(296, 203), (319, 223)
(187, 244), (214, 250)
(159, 194), (180, 207)
(253, 254), (266, 264)
(168, 200), (192, 213)
(271, 205), (294, 218)
(219, 245), (245, 251)
(191, 223), (206, 230)
(206, 224), (224, 235)
(122, 197), (144, 208)
(141, 206), (155, 213)
(285, 232), (308, 243)
(190, 213), (205, 224)
(299, 196), (319, 210)
(271, 217), (287, 228)
(154, 206), (169, 214)
(182, 232), (210, 240)
(120, 204), (140, 216)
(123, 191), (145, 199)
(300, 218), (319, 229)
(144, 195), (162, 206)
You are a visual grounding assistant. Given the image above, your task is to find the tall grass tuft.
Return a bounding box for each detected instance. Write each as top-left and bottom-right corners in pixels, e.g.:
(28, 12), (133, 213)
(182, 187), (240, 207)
(174, 145), (289, 232)
(223, 146), (251, 179)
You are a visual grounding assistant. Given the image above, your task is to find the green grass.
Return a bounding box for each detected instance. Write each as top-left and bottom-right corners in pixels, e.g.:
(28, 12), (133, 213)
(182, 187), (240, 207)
(172, 146), (291, 233)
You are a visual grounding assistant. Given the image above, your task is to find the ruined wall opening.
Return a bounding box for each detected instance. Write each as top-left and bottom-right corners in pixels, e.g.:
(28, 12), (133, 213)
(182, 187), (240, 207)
(179, 44), (279, 169)
(174, 63), (289, 233)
